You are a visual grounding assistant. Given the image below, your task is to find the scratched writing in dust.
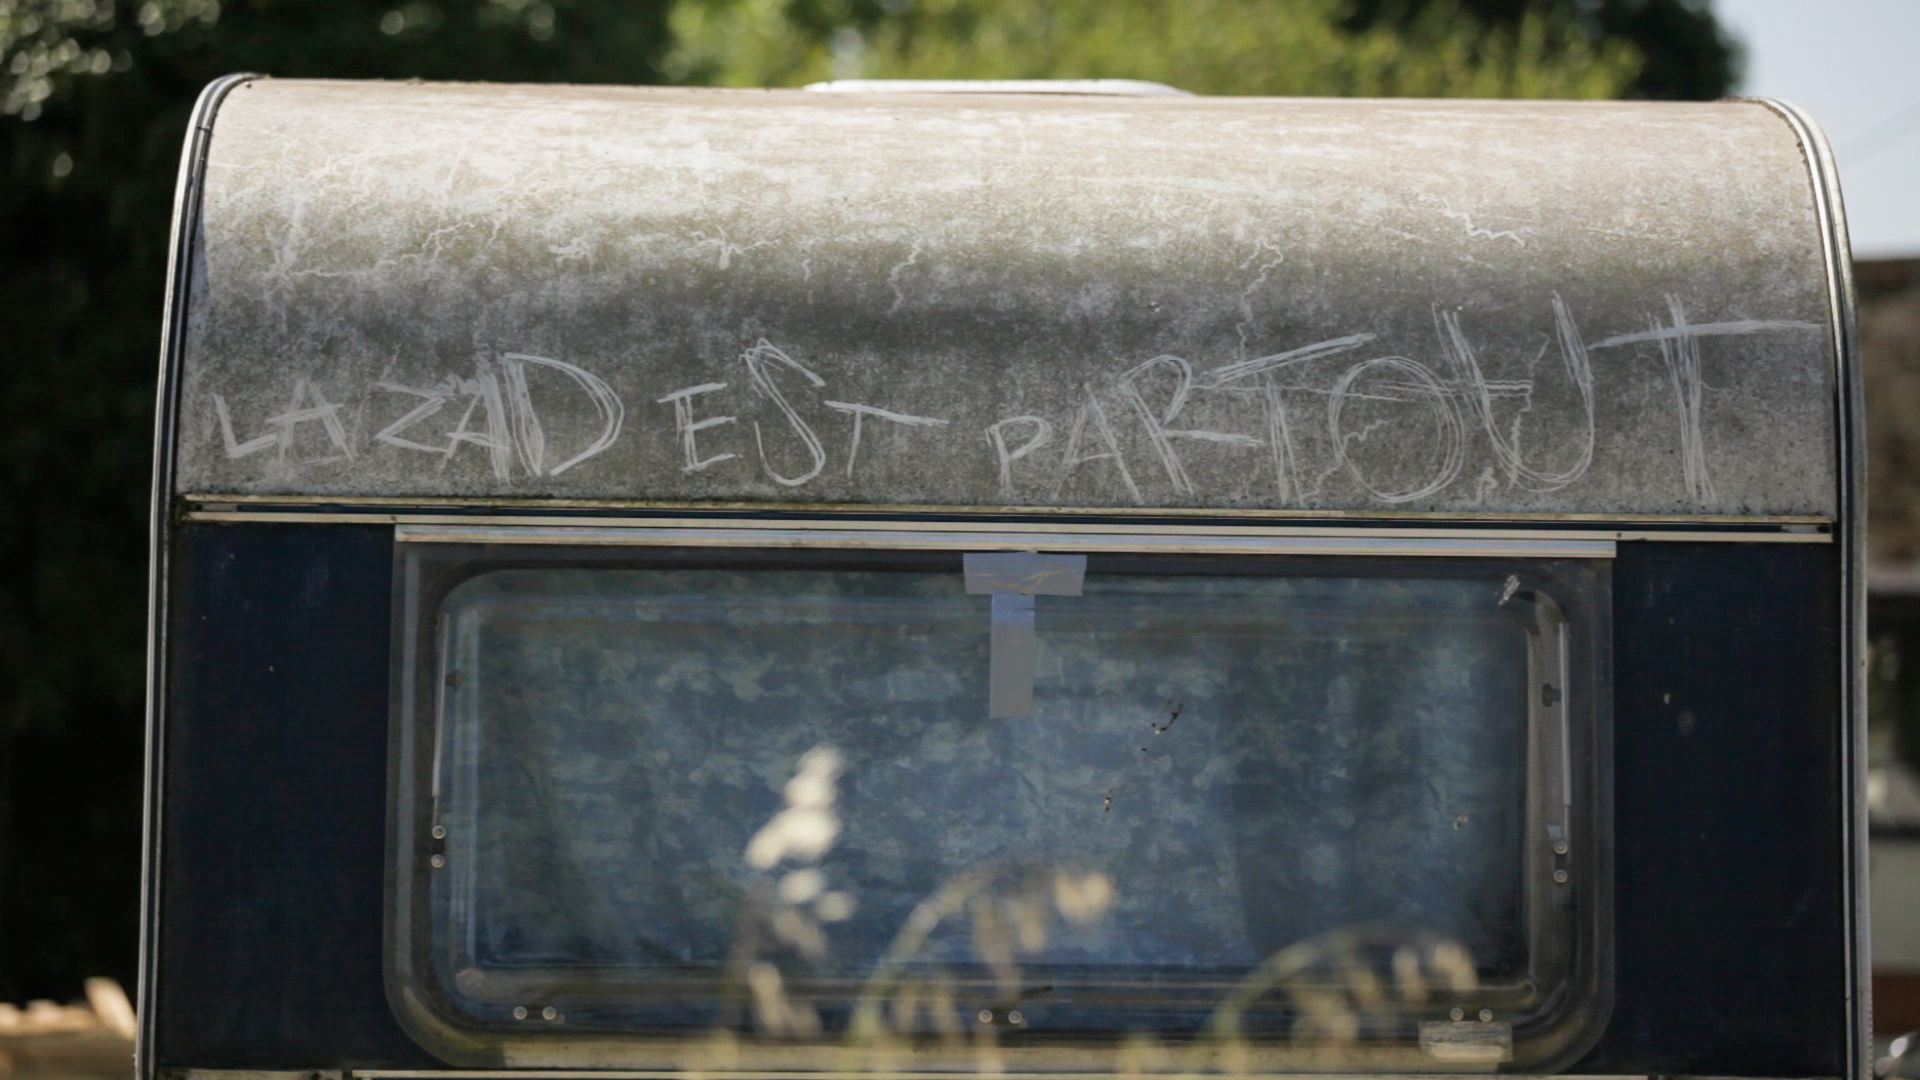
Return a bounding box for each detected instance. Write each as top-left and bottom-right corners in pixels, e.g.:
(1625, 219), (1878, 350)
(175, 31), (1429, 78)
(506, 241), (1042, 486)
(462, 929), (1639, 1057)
(204, 293), (1822, 506)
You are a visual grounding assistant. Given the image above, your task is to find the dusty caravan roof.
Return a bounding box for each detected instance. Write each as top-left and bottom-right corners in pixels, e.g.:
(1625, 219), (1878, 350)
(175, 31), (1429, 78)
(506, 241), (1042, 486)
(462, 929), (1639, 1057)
(162, 79), (1851, 517)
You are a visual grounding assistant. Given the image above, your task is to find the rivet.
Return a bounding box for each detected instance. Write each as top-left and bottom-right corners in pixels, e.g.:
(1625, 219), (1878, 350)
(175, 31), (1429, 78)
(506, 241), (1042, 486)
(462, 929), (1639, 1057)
(1007, 1009), (1025, 1026)
(1479, 1009), (1493, 1022)
(431, 825), (447, 840)
(430, 854), (446, 869)
(1553, 869), (1569, 883)
(512, 1006), (528, 1020)
(542, 1006), (558, 1021)
(978, 1009), (993, 1025)
(1450, 1007), (1464, 1021)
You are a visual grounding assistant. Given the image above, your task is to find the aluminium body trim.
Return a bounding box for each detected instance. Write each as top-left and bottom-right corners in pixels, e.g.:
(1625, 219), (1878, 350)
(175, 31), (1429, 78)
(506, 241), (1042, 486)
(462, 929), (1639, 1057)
(190, 509), (1820, 545)
(393, 523), (1615, 559)
(339, 1073), (1837, 1080)
(1755, 96), (1870, 1080)
(803, 78), (1192, 96)
(138, 72), (263, 1080)
(173, 1071), (1848, 1080)
(172, 1060), (1835, 1068)
(175, 491), (1835, 527)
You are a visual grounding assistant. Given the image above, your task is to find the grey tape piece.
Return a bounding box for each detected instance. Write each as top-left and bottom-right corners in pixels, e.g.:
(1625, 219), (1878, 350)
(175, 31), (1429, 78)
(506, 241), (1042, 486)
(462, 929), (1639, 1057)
(989, 593), (1038, 719)
(963, 552), (1087, 596)
(966, 552), (1084, 719)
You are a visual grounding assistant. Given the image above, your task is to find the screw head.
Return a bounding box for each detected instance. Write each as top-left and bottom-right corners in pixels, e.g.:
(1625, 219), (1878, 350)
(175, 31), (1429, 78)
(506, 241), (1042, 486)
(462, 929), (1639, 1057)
(1553, 869), (1569, 883)
(542, 1006), (558, 1021)
(1552, 840), (1569, 855)
(431, 825), (447, 840)
(1007, 1009), (1025, 1026)
(1479, 1009), (1493, 1022)
(978, 1009), (993, 1025)
(430, 854), (446, 869)
(1450, 1007), (1465, 1021)
(512, 1006), (528, 1020)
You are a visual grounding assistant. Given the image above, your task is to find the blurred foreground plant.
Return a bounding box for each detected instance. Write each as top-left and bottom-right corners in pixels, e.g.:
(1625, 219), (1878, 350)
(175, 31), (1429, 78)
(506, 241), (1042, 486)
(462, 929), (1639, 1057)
(706, 747), (1492, 1078)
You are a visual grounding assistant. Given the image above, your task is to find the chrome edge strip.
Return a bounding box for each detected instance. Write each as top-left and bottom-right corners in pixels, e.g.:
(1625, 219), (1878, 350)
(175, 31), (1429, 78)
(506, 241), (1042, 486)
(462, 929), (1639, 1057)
(1757, 96), (1870, 1080)
(349, 1074), (1662, 1080)
(198, 1070), (1847, 1080)
(191, 510), (1822, 545)
(211, 1071), (1839, 1080)
(176, 490), (1834, 526)
(392, 523), (1614, 559)
(139, 72), (262, 1080)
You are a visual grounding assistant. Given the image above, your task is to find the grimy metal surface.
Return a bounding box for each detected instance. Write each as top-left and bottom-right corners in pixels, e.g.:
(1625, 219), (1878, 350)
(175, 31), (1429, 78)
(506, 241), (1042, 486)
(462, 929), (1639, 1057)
(171, 80), (1840, 516)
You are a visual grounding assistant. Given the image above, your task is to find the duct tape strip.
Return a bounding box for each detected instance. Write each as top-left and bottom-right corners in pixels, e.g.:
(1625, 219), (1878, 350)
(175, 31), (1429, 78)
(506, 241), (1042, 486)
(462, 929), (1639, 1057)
(989, 593), (1038, 719)
(964, 552), (1087, 719)
(962, 551), (1088, 596)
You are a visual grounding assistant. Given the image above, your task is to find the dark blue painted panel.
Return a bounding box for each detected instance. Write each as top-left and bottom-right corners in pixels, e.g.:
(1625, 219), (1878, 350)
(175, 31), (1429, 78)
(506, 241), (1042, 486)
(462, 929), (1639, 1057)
(157, 522), (430, 1067)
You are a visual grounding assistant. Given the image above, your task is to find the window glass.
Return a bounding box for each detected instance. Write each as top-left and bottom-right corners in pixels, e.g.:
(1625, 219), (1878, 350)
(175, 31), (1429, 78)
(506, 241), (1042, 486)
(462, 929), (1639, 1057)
(391, 550), (1605, 1070)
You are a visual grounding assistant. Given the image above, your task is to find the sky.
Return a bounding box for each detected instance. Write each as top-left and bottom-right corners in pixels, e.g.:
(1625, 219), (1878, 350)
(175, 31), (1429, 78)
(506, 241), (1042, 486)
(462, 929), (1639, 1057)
(1717, 0), (1920, 258)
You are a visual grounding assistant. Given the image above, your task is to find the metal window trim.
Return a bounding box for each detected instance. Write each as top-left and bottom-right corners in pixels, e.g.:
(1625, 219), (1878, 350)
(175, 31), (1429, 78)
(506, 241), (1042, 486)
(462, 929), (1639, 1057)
(387, 541), (1609, 1068)
(802, 78), (1193, 96)
(345, 1068), (1697, 1076)
(393, 522), (1614, 559)
(192, 509), (1828, 545)
(302, 1070), (1832, 1080)
(175, 490), (1836, 527)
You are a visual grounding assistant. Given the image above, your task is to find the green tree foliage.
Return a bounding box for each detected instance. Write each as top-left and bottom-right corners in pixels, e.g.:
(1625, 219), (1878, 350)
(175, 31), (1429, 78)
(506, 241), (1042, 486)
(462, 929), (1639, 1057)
(665, 0), (1643, 99)
(0, 0), (673, 1003)
(0, 0), (1738, 1002)
(1338, 0), (1742, 101)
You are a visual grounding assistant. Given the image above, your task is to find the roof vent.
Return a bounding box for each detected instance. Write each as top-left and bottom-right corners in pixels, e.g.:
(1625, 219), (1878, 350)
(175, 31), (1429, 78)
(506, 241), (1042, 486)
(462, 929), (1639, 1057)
(803, 78), (1191, 96)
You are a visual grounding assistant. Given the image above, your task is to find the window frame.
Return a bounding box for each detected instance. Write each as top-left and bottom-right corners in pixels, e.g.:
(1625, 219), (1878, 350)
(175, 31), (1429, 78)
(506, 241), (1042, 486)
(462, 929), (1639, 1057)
(386, 529), (1613, 1073)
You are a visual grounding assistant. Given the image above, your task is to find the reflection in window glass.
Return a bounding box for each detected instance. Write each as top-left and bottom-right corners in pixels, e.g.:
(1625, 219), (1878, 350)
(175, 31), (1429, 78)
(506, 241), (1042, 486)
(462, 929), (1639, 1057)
(427, 566), (1545, 1034)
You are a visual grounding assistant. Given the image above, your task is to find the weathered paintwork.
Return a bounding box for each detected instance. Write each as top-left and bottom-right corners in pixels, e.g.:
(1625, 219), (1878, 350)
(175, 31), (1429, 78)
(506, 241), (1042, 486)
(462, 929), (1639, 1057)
(173, 80), (1837, 514)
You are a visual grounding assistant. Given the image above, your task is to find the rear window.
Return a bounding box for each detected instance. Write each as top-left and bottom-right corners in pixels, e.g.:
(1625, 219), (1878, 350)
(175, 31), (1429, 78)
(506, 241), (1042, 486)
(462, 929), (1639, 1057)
(388, 543), (1609, 1071)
